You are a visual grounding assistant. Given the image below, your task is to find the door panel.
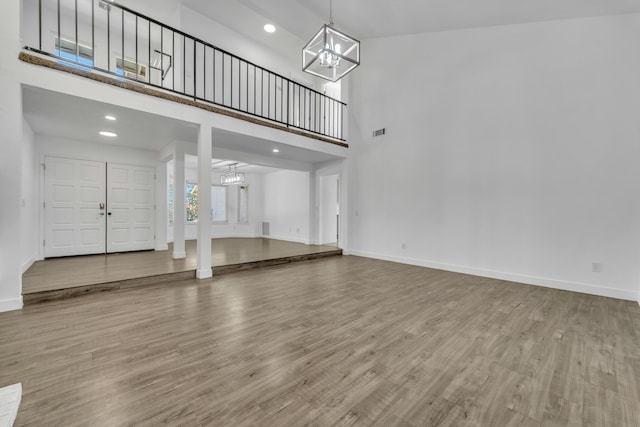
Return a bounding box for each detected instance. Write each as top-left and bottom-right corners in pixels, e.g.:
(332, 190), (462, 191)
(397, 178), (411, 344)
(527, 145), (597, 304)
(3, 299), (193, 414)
(107, 164), (155, 253)
(44, 157), (106, 257)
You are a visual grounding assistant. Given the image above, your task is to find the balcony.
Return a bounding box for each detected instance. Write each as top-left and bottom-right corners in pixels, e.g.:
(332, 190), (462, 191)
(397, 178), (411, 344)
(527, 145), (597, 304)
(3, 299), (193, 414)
(20, 0), (346, 143)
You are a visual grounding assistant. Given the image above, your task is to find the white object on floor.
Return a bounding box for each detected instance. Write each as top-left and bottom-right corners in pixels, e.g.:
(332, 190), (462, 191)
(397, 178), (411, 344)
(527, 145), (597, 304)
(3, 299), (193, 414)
(0, 383), (21, 427)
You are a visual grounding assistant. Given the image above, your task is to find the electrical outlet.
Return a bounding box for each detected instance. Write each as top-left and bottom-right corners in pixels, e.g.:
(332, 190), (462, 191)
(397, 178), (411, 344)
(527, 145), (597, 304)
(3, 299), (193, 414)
(592, 262), (602, 273)
(401, 243), (406, 250)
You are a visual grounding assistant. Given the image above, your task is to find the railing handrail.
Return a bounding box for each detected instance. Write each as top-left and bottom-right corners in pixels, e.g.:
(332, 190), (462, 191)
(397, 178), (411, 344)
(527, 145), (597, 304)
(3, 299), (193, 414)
(25, 0), (346, 141)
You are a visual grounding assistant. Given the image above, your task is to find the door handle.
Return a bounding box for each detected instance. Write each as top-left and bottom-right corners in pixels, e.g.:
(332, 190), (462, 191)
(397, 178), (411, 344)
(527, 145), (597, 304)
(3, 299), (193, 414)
(107, 212), (112, 216)
(99, 202), (105, 210)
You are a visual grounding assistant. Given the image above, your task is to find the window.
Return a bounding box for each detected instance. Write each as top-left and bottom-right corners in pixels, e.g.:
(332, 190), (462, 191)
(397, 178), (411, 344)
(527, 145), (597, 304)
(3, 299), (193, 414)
(186, 182), (198, 222)
(167, 173), (174, 225)
(115, 57), (147, 80)
(184, 183), (227, 223)
(238, 186), (249, 224)
(211, 186), (227, 223)
(55, 37), (94, 71)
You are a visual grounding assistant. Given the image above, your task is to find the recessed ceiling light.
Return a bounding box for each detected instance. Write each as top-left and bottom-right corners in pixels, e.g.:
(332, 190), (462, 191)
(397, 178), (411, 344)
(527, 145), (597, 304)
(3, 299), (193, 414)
(99, 131), (117, 137)
(264, 24), (276, 33)
(104, 115), (117, 121)
(272, 148), (280, 153)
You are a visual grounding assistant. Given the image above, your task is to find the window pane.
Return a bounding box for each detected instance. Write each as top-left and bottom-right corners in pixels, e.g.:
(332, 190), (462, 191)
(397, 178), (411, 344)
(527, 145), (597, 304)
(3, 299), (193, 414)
(168, 176), (174, 225)
(186, 183), (198, 222)
(238, 186), (249, 223)
(211, 186), (227, 222)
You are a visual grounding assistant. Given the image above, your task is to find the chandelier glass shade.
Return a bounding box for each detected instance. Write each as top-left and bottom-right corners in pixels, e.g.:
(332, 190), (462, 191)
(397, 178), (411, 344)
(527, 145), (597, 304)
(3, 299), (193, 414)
(220, 164), (245, 186)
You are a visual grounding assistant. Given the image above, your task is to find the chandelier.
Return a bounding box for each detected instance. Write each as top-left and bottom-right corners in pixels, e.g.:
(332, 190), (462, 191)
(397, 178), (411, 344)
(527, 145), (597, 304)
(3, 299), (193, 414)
(302, 0), (360, 82)
(220, 164), (245, 186)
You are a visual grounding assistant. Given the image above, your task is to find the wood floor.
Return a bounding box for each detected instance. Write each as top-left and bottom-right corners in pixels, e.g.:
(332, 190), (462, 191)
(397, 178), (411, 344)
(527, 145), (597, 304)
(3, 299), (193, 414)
(3, 256), (640, 426)
(22, 238), (340, 294)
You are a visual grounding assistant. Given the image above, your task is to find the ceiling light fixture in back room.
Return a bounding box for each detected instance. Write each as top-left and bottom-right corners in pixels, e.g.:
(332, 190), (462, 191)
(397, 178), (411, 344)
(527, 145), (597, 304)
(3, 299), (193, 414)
(302, 0), (360, 82)
(220, 163), (245, 186)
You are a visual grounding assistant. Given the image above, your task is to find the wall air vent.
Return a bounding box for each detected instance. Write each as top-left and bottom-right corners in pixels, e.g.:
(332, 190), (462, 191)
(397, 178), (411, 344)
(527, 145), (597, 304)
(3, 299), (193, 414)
(372, 128), (386, 137)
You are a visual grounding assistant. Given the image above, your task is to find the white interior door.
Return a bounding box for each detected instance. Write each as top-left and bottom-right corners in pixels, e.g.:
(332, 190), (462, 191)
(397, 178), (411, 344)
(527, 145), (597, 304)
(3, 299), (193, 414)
(107, 163), (155, 253)
(44, 157), (106, 257)
(319, 174), (339, 245)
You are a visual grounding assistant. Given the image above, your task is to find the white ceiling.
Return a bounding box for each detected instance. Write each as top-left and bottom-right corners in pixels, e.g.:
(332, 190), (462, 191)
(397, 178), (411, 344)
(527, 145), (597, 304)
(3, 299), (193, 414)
(180, 0), (640, 41)
(22, 86), (344, 171)
(22, 86), (199, 151)
(184, 155), (281, 174)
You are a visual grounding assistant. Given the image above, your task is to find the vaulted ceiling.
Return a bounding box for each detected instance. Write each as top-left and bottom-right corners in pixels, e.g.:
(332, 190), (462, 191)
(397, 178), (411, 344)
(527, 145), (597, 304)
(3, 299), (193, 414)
(183, 0), (640, 40)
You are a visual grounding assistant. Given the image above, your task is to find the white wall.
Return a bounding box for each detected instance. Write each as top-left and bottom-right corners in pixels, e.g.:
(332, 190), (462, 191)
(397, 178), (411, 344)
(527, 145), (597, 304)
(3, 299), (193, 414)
(0, 0), (24, 311)
(21, 120), (37, 274)
(349, 14), (640, 301)
(179, 5), (316, 89)
(263, 170), (310, 243)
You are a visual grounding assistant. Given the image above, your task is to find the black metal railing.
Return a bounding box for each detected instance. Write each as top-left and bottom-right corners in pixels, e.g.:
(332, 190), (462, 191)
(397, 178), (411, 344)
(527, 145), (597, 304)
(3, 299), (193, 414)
(21, 0), (346, 141)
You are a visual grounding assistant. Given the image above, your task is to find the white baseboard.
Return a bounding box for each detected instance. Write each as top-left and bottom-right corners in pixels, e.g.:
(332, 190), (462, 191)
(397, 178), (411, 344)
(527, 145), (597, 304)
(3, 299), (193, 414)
(21, 256), (36, 274)
(172, 251), (186, 259)
(168, 233), (263, 243)
(348, 250), (637, 302)
(196, 269), (213, 279)
(155, 244), (169, 251)
(0, 297), (23, 313)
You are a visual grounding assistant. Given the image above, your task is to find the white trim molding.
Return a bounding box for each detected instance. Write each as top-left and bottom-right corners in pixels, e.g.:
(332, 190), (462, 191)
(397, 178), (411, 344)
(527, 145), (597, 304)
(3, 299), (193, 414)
(196, 269), (213, 279)
(21, 256), (36, 274)
(348, 250), (638, 302)
(0, 297), (23, 313)
(266, 235), (310, 245)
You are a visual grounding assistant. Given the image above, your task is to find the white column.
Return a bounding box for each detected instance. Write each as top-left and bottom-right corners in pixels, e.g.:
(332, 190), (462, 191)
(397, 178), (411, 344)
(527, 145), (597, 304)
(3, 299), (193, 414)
(0, 0), (24, 312)
(308, 168), (318, 245)
(154, 160), (168, 251)
(172, 144), (186, 259)
(196, 126), (212, 279)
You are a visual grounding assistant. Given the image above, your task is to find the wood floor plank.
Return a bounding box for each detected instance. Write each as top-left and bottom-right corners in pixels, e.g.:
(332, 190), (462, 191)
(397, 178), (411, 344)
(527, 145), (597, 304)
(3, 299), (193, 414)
(1, 255), (640, 426)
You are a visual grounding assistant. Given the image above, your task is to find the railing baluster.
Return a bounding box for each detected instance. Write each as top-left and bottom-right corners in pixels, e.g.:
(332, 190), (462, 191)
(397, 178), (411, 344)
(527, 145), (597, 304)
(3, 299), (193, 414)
(90, 0), (94, 63)
(30, 0), (345, 141)
(121, 8), (124, 77)
(213, 49), (217, 103)
(182, 35), (185, 92)
(193, 39), (196, 100)
(245, 63), (248, 113)
(172, 31), (175, 90)
(222, 53), (225, 105)
(135, 16), (138, 80)
(75, 0), (78, 60)
(147, 19), (150, 83)
(57, 0), (60, 54)
(39, 0), (42, 51)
